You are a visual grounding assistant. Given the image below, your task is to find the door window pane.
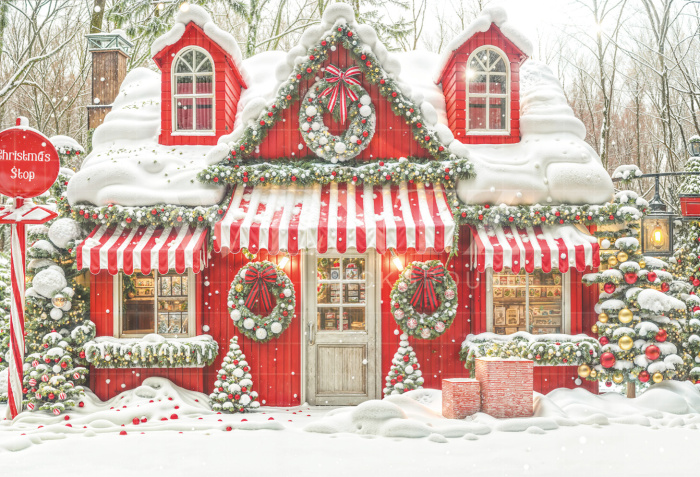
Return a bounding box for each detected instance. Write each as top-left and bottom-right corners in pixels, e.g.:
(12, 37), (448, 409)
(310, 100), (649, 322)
(318, 307), (340, 331)
(317, 256), (368, 333)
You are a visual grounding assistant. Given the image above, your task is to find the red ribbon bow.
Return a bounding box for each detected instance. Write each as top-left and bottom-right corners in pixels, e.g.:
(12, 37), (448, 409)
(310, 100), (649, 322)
(319, 64), (361, 124)
(410, 265), (445, 311)
(244, 265), (278, 311)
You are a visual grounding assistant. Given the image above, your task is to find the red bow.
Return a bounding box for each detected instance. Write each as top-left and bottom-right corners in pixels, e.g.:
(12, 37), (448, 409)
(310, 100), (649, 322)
(319, 65), (361, 124)
(244, 265), (277, 311)
(410, 265), (445, 311)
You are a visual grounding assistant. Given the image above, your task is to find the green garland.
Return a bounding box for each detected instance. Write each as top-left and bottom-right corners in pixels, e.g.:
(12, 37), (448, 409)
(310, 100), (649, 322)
(199, 22), (456, 174)
(83, 336), (218, 368)
(453, 190), (648, 228)
(459, 332), (600, 374)
(390, 260), (457, 339)
(199, 157), (470, 188)
(228, 261), (296, 342)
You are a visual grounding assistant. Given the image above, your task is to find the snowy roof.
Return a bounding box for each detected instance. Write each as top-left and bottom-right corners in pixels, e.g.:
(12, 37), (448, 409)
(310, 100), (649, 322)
(151, 4), (249, 84)
(433, 6), (533, 84)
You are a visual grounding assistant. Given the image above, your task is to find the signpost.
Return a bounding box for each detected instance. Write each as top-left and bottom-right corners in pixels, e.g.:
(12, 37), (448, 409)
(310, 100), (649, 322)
(0, 118), (60, 419)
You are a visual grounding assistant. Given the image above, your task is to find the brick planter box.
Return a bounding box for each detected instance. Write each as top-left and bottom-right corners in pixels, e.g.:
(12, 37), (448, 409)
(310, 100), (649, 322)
(442, 378), (480, 419)
(475, 358), (534, 418)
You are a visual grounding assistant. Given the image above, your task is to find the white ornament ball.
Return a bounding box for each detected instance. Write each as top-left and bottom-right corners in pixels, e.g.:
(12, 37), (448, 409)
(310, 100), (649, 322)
(255, 328), (268, 340)
(32, 267), (67, 299)
(444, 289), (455, 300)
(52, 365), (61, 373)
(305, 106), (318, 116)
(359, 105), (372, 117)
(319, 137), (328, 145)
(61, 301), (72, 312)
(50, 308), (63, 320)
(601, 239), (611, 249)
(271, 322), (283, 334)
(243, 318), (255, 330)
(283, 288), (292, 297)
(407, 318), (418, 329)
(434, 321), (445, 333)
(394, 309), (405, 320)
(240, 394), (252, 406)
(397, 282), (408, 293)
(301, 122), (310, 131)
(334, 142), (347, 154)
(420, 328), (431, 339)
(311, 122), (321, 131)
(360, 94), (371, 106)
(230, 309), (241, 321)
(405, 365), (414, 374)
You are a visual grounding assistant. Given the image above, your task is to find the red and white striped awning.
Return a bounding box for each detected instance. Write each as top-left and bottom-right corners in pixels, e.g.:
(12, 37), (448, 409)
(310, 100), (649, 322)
(467, 224), (599, 273)
(76, 225), (208, 275)
(214, 182), (455, 255)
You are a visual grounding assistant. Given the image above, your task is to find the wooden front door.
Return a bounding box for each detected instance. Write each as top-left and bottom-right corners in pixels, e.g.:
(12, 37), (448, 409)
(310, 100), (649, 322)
(304, 253), (380, 405)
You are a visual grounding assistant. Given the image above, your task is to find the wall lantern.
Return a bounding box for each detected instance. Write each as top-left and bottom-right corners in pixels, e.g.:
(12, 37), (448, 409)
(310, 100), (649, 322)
(641, 176), (674, 256)
(389, 248), (404, 271)
(689, 135), (700, 157)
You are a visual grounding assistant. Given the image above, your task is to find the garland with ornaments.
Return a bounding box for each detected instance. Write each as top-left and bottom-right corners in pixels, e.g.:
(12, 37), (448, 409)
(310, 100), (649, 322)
(199, 157), (471, 188)
(390, 260), (457, 339)
(200, 20), (453, 173)
(452, 190), (648, 229)
(210, 336), (260, 413)
(459, 332), (600, 376)
(383, 333), (424, 396)
(299, 65), (376, 162)
(82, 335), (219, 369)
(228, 261), (296, 342)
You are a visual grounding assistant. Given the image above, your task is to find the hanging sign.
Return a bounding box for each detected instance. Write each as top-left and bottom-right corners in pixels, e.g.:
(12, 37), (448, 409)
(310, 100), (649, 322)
(0, 123), (60, 198)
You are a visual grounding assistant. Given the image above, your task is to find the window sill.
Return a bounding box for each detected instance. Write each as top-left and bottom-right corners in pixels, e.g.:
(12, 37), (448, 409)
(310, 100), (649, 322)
(83, 334), (218, 369)
(170, 131), (216, 136)
(464, 131), (511, 136)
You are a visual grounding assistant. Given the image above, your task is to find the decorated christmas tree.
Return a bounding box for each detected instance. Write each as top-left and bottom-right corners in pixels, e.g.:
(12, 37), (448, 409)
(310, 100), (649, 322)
(383, 333), (424, 397)
(210, 336), (260, 412)
(583, 225), (685, 393)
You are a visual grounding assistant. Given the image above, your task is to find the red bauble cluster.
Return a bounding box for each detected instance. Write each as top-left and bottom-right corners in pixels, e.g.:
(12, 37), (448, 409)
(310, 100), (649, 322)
(638, 370), (650, 383)
(655, 329), (667, 342)
(646, 271), (657, 282)
(603, 282), (616, 294)
(599, 336), (610, 346)
(600, 351), (616, 368)
(645, 344), (661, 361)
(624, 272), (638, 284)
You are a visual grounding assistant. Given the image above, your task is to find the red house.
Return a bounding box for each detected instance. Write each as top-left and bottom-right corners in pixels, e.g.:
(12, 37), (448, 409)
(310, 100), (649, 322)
(68, 4), (614, 406)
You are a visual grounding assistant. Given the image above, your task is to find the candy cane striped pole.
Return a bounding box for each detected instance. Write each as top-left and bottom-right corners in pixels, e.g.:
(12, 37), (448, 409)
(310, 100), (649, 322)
(8, 197), (26, 419)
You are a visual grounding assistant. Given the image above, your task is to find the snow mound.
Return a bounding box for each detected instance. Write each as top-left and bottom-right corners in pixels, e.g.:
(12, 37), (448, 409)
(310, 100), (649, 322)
(66, 68), (224, 207)
(151, 4), (248, 84)
(49, 135), (84, 154)
(454, 61), (614, 206)
(48, 218), (83, 249)
(433, 5), (533, 82)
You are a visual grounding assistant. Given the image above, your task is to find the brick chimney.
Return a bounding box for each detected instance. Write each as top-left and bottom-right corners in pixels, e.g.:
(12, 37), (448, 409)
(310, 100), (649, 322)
(86, 31), (133, 131)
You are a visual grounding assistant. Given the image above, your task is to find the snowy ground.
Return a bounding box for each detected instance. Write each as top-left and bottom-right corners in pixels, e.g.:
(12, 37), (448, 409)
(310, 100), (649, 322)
(1, 379), (699, 476)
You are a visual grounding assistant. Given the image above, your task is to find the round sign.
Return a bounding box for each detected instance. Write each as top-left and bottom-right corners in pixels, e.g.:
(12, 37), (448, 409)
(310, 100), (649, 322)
(0, 126), (60, 198)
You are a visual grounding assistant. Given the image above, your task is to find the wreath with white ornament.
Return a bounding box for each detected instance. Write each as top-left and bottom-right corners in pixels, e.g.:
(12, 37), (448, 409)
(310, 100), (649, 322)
(390, 260), (457, 339)
(228, 261), (296, 343)
(299, 64), (376, 163)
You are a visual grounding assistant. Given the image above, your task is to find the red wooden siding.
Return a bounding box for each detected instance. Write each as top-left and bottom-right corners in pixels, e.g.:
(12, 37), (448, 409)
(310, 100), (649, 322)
(439, 24), (525, 144)
(153, 22), (244, 146)
(253, 45), (430, 160)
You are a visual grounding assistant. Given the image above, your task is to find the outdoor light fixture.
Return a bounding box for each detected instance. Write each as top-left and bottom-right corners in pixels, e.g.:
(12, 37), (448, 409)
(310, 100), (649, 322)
(690, 136), (700, 157)
(641, 175), (673, 256)
(390, 248), (404, 271)
(278, 254), (290, 269)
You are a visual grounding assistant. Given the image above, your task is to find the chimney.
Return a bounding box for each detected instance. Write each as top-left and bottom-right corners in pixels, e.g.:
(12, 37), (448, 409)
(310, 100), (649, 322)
(86, 31), (133, 130)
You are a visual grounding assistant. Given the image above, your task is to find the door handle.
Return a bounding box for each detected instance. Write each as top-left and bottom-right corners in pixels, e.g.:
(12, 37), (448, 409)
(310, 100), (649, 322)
(307, 321), (316, 346)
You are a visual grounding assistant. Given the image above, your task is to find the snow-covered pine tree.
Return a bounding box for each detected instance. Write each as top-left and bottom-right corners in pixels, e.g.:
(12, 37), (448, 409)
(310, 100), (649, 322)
(583, 227), (685, 394)
(210, 336), (260, 412)
(0, 253), (11, 401)
(383, 333), (424, 397)
(669, 281), (700, 382)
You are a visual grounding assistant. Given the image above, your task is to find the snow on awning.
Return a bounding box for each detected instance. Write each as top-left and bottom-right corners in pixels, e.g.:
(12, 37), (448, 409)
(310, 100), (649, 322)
(466, 224), (599, 273)
(214, 182), (455, 255)
(76, 225), (208, 275)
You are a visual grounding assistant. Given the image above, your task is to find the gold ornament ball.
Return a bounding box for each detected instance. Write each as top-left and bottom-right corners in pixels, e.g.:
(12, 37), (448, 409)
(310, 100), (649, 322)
(578, 364), (591, 378)
(613, 372), (625, 384)
(598, 312), (609, 323)
(235, 284), (243, 293)
(591, 324), (599, 333)
(652, 372), (664, 383)
(618, 308), (634, 324)
(618, 335), (634, 351)
(590, 369), (598, 378)
(617, 251), (629, 263)
(607, 257), (618, 267)
(639, 260), (646, 268)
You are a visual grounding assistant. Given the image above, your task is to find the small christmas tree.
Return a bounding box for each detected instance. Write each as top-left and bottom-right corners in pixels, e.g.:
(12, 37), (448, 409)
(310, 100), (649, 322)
(210, 336), (260, 412)
(383, 333), (424, 397)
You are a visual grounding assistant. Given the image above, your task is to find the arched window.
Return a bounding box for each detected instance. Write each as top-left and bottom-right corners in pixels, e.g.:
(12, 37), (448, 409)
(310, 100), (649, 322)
(173, 47), (214, 132)
(466, 47), (509, 132)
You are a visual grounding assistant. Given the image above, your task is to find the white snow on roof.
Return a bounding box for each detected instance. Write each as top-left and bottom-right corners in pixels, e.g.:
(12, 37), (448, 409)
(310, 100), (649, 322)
(151, 4), (249, 84)
(67, 67), (224, 208)
(433, 5), (533, 83)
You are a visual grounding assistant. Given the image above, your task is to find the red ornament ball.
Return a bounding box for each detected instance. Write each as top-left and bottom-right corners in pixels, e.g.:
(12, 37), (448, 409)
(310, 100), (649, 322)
(603, 282), (616, 294)
(646, 271), (657, 282)
(599, 336), (609, 346)
(624, 273), (638, 284)
(645, 345), (661, 361)
(403, 355), (410, 362)
(638, 370), (650, 383)
(600, 351), (616, 368)
(605, 381), (612, 387)
(655, 329), (668, 342)
(661, 282), (670, 292)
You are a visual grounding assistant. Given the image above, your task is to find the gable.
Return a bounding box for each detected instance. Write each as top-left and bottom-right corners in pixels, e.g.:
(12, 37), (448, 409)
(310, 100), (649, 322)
(252, 46), (430, 160)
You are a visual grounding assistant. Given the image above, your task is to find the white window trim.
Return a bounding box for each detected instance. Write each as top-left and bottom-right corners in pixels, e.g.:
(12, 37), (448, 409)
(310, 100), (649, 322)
(113, 269), (196, 338)
(485, 269), (571, 334)
(465, 45), (510, 135)
(171, 46), (215, 134)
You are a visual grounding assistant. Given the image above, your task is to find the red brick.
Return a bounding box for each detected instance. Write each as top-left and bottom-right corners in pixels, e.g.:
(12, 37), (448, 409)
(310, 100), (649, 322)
(475, 358), (533, 419)
(442, 378), (480, 419)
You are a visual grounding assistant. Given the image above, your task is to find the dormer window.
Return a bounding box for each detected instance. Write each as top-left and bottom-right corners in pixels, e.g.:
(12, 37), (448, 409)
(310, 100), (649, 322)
(173, 47), (214, 133)
(467, 46), (509, 133)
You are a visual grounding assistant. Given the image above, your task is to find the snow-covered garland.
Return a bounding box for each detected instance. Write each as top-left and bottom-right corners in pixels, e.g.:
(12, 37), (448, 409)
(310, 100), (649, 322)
(390, 260), (457, 339)
(228, 261), (296, 343)
(459, 332), (600, 374)
(200, 21), (453, 175)
(452, 190), (648, 228)
(200, 157), (471, 187)
(82, 335), (218, 369)
(299, 66), (376, 162)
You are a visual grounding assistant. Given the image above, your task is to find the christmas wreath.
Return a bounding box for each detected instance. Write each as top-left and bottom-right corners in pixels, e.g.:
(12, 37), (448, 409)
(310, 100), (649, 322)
(228, 261), (296, 342)
(390, 260), (457, 339)
(299, 64), (376, 163)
